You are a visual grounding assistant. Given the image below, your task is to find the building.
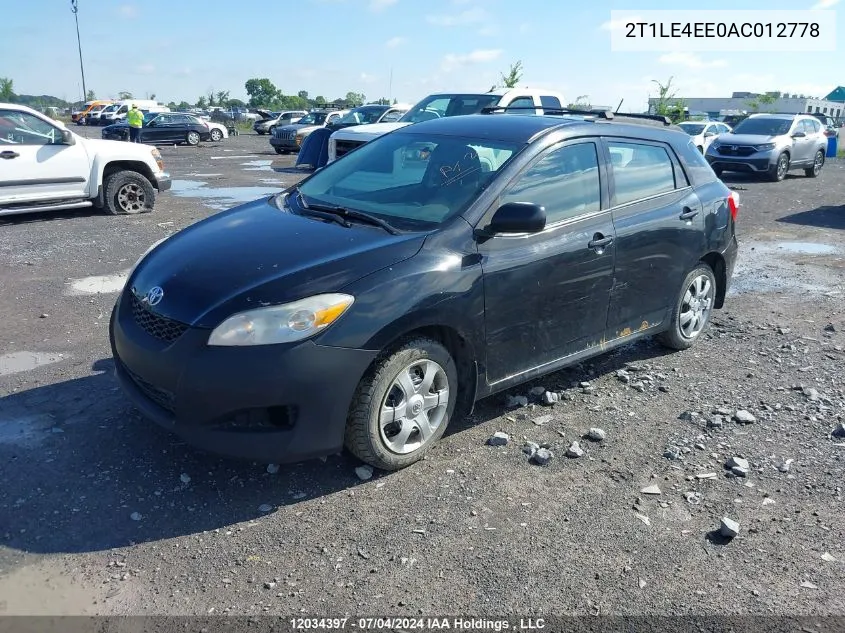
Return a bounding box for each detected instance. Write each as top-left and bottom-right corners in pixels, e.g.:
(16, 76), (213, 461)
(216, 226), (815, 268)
(648, 91), (844, 121)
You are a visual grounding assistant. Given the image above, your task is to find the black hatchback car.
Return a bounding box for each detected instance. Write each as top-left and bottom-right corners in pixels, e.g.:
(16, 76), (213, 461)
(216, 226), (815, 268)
(102, 112), (212, 145)
(110, 111), (739, 471)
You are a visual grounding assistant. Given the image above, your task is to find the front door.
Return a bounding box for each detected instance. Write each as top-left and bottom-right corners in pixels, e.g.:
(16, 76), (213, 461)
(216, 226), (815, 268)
(0, 109), (90, 205)
(603, 138), (705, 336)
(477, 139), (616, 384)
(791, 119), (816, 165)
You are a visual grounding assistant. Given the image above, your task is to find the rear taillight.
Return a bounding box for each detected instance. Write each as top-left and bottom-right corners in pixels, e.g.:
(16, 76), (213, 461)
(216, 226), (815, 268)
(727, 191), (739, 221)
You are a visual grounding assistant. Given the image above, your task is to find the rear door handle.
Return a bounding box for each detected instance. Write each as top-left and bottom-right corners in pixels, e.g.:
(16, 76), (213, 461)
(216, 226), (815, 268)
(0, 151), (20, 159)
(588, 234), (613, 249)
(679, 207), (699, 220)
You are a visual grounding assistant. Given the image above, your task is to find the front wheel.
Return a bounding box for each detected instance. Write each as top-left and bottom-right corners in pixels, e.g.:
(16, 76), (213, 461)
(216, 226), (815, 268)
(805, 150), (825, 177)
(101, 170), (155, 215)
(345, 338), (457, 471)
(210, 128), (223, 142)
(186, 131), (201, 146)
(768, 152), (789, 182)
(656, 264), (717, 351)
(274, 147), (284, 155)
(257, 131), (266, 135)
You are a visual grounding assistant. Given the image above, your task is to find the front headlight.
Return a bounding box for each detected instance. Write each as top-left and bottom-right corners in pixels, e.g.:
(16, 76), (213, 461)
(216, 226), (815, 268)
(755, 143), (775, 151)
(295, 133), (304, 147)
(207, 293), (355, 346)
(150, 147), (164, 171)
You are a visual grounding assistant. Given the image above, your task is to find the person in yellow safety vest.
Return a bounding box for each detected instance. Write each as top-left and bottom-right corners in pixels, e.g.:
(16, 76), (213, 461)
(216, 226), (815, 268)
(126, 104), (144, 143)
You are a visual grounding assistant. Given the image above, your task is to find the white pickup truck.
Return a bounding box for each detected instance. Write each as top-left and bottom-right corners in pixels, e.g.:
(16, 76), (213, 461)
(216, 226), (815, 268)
(0, 103), (171, 218)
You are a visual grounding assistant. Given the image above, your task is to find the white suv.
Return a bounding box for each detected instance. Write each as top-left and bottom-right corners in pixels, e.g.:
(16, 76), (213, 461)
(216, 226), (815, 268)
(0, 103), (171, 217)
(327, 88), (566, 163)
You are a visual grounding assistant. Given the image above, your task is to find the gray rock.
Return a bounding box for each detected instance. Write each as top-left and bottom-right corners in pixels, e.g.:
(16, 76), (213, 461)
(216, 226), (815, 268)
(355, 465), (374, 481)
(506, 395), (529, 408)
(266, 464), (280, 474)
(565, 441), (585, 458)
(264, 581), (276, 589)
(522, 441), (539, 457)
(586, 427), (606, 441)
(684, 492), (701, 505)
(679, 410), (699, 421)
(731, 466), (749, 478)
(129, 512), (142, 521)
(733, 410), (756, 424)
(179, 473), (191, 484)
(719, 517), (740, 538)
(641, 485), (662, 495)
(804, 387), (821, 401)
(487, 431), (510, 447)
(831, 422), (845, 439)
(726, 456), (749, 471)
(531, 448), (554, 466)
(663, 446), (682, 461)
(541, 391), (560, 405)
(616, 370), (631, 384)
(631, 382), (646, 392)
(532, 414), (552, 426)
(776, 458), (793, 473)
(529, 386), (546, 396)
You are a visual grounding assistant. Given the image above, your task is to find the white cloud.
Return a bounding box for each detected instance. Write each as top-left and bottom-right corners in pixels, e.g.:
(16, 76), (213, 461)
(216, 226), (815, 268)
(360, 72), (378, 84)
(385, 36), (406, 48)
(440, 49), (502, 72)
(599, 15), (641, 31)
(658, 52), (728, 69)
(811, 0), (839, 9)
(369, 0), (397, 11)
(427, 7), (489, 26)
(478, 24), (500, 36)
(118, 4), (138, 18)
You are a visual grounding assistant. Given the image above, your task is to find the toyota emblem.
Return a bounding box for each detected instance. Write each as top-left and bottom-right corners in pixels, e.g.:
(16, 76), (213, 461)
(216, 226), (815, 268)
(145, 286), (164, 306)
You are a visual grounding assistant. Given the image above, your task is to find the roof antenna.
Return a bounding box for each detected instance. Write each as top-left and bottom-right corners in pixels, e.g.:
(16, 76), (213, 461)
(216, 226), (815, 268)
(615, 98), (624, 113)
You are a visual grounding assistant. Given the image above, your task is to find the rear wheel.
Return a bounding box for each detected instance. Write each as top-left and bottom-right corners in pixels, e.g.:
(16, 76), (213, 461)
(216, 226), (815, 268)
(210, 128), (223, 142)
(805, 150), (824, 177)
(274, 147), (284, 155)
(257, 131), (266, 135)
(768, 152), (789, 182)
(101, 170), (155, 215)
(345, 338), (457, 471)
(657, 264), (716, 351)
(186, 131), (201, 146)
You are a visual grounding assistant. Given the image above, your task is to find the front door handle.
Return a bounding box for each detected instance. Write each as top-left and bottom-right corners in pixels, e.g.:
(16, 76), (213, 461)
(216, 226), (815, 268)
(588, 234), (613, 249)
(0, 150), (20, 159)
(679, 207), (699, 220)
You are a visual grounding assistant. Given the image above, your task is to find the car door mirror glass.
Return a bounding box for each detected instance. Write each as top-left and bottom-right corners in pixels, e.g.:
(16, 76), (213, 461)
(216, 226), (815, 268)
(61, 129), (75, 145)
(487, 202), (546, 234)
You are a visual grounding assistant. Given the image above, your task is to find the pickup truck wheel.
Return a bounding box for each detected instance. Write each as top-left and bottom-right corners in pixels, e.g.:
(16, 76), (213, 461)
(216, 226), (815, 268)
(345, 338), (457, 471)
(210, 128), (223, 142)
(186, 131), (201, 146)
(103, 171), (155, 215)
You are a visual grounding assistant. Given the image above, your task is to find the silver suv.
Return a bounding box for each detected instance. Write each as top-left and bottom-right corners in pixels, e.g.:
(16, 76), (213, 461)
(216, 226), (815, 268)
(705, 113), (828, 182)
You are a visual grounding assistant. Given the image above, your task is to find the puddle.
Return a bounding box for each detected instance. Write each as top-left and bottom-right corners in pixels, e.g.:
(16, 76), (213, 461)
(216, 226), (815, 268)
(210, 155), (260, 160)
(241, 159), (273, 171)
(65, 271), (129, 296)
(728, 239), (843, 296)
(170, 179), (281, 207)
(183, 172), (223, 177)
(260, 179), (285, 185)
(0, 352), (66, 376)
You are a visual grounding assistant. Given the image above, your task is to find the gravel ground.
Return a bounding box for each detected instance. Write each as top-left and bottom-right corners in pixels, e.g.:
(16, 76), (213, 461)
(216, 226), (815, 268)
(1, 130), (844, 618)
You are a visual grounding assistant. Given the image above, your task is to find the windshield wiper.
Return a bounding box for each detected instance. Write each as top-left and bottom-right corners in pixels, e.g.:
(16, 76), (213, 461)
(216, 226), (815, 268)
(294, 189), (400, 235)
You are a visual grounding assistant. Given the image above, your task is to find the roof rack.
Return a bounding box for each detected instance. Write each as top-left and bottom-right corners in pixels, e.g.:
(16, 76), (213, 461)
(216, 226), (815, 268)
(479, 105), (673, 126)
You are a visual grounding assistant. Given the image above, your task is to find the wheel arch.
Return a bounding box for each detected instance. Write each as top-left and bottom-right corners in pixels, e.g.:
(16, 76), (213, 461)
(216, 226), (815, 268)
(95, 161), (155, 207)
(700, 251), (727, 309)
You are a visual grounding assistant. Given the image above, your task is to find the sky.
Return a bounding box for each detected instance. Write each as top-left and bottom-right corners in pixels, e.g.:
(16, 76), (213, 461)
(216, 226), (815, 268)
(2, 0), (843, 111)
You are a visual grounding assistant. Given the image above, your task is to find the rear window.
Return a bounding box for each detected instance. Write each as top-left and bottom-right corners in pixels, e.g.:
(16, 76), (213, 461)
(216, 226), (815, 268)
(540, 95), (562, 109)
(674, 139), (718, 185)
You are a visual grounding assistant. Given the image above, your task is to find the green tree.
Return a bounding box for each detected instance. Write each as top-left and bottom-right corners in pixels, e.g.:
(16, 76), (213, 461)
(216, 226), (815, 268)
(566, 95), (592, 110)
(499, 60), (523, 89)
(345, 91), (366, 106)
(177, 101), (191, 111)
(650, 77), (686, 123)
(0, 77), (14, 102)
(393, 97), (398, 104)
(298, 90), (309, 101)
(196, 96), (208, 109)
(314, 95), (326, 106)
(216, 90), (230, 107)
(228, 98), (246, 108)
(207, 91), (216, 107)
(85, 89), (96, 101)
(117, 91), (133, 100)
(245, 78), (280, 108)
(747, 92), (777, 113)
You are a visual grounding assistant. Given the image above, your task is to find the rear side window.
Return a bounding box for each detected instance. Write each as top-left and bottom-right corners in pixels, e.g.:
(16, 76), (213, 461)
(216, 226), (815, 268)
(540, 95), (562, 109)
(608, 141), (676, 205)
(505, 96), (535, 114)
(674, 139), (717, 185)
(501, 142), (601, 224)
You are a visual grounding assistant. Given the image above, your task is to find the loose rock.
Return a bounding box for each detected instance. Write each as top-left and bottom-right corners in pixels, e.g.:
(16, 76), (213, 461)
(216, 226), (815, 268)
(733, 410), (756, 424)
(565, 441), (585, 458)
(719, 517), (740, 538)
(800, 581), (818, 590)
(541, 391), (560, 405)
(267, 464), (280, 474)
(821, 552), (837, 563)
(641, 485), (661, 495)
(522, 441), (539, 457)
(726, 456), (749, 471)
(129, 512), (142, 521)
(531, 448), (554, 466)
(532, 414), (552, 426)
(179, 473), (191, 484)
(487, 432), (510, 447)
(831, 422), (845, 439)
(586, 428), (606, 442)
(506, 395), (529, 408)
(355, 465), (374, 481)
(664, 446), (682, 461)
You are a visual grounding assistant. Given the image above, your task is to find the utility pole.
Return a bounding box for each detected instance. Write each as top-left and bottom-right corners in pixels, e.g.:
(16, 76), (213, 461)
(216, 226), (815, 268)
(71, 0), (87, 102)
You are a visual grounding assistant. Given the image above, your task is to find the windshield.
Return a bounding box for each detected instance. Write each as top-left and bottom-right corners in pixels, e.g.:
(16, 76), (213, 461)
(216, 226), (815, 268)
(294, 131), (521, 231)
(679, 123), (706, 135)
(296, 112), (328, 125)
(399, 94), (502, 124)
(339, 107), (388, 125)
(732, 118), (793, 136)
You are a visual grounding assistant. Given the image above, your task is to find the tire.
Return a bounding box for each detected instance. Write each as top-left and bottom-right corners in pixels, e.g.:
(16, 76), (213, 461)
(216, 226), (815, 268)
(268, 126), (276, 135)
(101, 170), (155, 215)
(210, 128), (223, 142)
(656, 264), (717, 351)
(186, 131), (201, 146)
(345, 337), (458, 471)
(804, 150), (825, 177)
(768, 152), (789, 182)
(274, 148), (284, 155)
(257, 131), (266, 135)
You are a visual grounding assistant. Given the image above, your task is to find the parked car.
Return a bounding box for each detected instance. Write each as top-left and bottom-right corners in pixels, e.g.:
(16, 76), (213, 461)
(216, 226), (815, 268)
(253, 110), (309, 135)
(0, 103), (170, 217)
(705, 113), (828, 181)
(73, 99), (113, 125)
(109, 109), (739, 471)
(678, 120), (732, 153)
(327, 88), (566, 163)
(270, 108), (348, 154)
(809, 112), (839, 138)
(102, 112), (212, 146)
(204, 120), (228, 142)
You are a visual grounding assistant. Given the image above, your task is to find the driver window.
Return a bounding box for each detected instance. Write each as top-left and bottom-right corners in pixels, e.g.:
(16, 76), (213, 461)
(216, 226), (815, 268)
(0, 109), (61, 146)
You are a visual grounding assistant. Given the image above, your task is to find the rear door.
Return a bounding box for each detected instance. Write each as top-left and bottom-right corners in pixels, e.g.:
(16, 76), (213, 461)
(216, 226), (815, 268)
(603, 137), (705, 337)
(478, 139), (616, 382)
(0, 109), (90, 205)
(791, 119), (815, 165)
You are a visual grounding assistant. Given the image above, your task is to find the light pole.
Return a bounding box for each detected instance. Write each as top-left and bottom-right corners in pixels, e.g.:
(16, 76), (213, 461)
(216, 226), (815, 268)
(71, 0), (87, 102)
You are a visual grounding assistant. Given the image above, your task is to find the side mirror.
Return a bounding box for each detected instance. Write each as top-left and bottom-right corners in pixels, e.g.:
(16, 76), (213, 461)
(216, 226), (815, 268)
(61, 129), (75, 145)
(483, 202), (546, 236)
(792, 131), (806, 138)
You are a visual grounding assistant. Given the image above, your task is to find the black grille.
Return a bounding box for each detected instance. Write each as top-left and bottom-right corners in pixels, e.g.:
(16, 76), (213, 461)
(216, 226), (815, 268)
(130, 293), (189, 343)
(334, 139), (366, 158)
(125, 365), (176, 413)
(717, 145), (756, 157)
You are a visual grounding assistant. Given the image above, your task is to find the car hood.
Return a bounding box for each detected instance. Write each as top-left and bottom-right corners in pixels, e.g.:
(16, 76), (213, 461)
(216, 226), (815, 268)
(129, 195), (426, 328)
(255, 109), (274, 120)
(333, 121), (411, 138)
(714, 133), (780, 145)
(277, 123), (314, 133)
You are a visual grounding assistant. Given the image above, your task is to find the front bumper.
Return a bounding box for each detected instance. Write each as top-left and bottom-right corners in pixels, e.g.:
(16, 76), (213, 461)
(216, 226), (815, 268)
(270, 135), (299, 150)
(705, 152), (775, 173)
(155, 173), (172, 192)
(109, 294), (378, 463)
